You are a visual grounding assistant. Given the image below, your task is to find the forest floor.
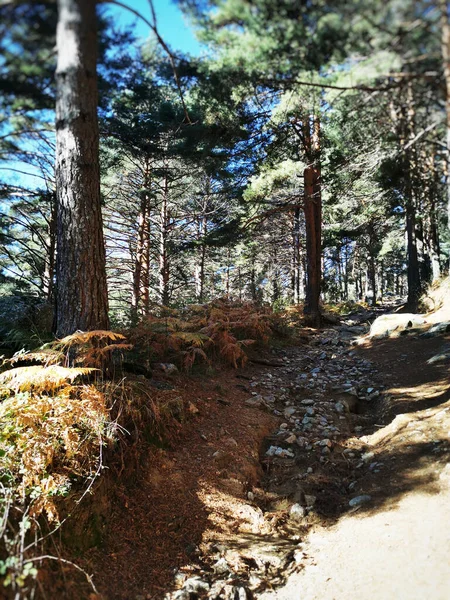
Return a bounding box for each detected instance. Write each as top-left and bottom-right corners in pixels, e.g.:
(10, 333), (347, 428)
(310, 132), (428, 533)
(76, 303), (450, 600)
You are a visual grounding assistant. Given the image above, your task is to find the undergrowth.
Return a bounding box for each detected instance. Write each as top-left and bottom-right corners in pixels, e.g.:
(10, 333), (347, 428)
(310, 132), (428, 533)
(0, 300), (299, 597)
(0, 331), (131, 597)
(129, 298), (278, 370)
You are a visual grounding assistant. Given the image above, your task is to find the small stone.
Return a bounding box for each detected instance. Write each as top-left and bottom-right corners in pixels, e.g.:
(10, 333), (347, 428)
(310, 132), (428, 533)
(286, 434), (297, 444)
(306, 407), (315, 416)
(173, 591), (190, 600)
(290, 503), (306, 520)
(307, 467), (313, 473)
(266, 445), (295, 458)
(245, 396), (263, 407)
(284, 406), (297, 418)
(361, 451), (375, 462)
(213, 557), (230, 575)
(188, 402), (199, 414)
(301, 399), (314, 405)
(349, 494), (372, 508)
(184, 577), (210, 593)
(279, 423), (289, 430)
(247, 491), (255, 501)
(155, 362), (178, 375)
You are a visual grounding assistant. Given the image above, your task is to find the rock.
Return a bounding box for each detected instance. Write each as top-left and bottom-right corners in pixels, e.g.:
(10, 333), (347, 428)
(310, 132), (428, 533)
(290, 503), (306, 520)
(349, 494), (372, 508)
(184, 577), (210, 594)
(284, 406), (297, 418)
(245, 396), (264, 407)
(427, 351), (450, 365)
(154, 362), (179, 375)
(225, 437), (238, 447)
(335, 401), (345, 414)
(361, 451), (375, 462)
(296, 436), (308, 447)
(247, 491), (255, 501)
(173, 590), (190, 600)
(233, 587), (249, 600)
(369, 313), (426, 339)
(286, 434), (297, 444)
(266, 445), (295, 458)
(421, 321), (450, 338)
(213, 557), (230, 575)
(301, 398), (314, 405)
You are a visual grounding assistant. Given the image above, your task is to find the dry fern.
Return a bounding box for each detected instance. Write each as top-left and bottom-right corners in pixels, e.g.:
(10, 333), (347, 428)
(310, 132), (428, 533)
(58, 330), (126, 347)
(0, 365), (97, 393)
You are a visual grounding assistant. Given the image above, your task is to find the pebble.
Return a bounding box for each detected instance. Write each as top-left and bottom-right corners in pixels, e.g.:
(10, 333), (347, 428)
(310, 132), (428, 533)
(184, 577), (210, 593)
(349, 494), (372, 508)
(290, 503), (306, 520)
(361, 451), (375, 462)
(266, 446), (295, 458)
(213, 558), (230, 575)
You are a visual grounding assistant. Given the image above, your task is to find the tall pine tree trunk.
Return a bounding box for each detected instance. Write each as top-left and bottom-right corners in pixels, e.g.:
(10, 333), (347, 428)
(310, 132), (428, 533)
(132, 172), (150, 323)
(439, 0), (450, 229)
(303, 114), (322, 326)
(404, 85), (421, 312)
(159, 172), (170, 306)
(55, 0), (109, 336)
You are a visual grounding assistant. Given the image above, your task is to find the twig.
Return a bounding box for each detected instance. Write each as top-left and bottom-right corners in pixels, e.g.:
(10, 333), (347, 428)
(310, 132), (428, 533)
(104, 0), (192, 124)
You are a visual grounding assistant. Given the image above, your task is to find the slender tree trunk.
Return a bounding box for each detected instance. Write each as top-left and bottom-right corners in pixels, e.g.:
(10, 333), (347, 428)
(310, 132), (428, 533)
(291, 205), (301, 303)
(55, 0), (109, 336)
(225, 247), (231, 297)
(195, 211), (208, 302)
(159, 172), (170, 306)
(303, 114), (322, 326)
(132, 168), (150, 323)
(44, 191), (57, 304)
(404, 85), (421, 312)
(439, 0), (450, 229)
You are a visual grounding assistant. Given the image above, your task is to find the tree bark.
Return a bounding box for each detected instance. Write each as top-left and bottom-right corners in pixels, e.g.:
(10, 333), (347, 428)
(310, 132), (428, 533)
(131, 165), (151, 323)
(303, 114), (322, 326)
(55, 0), (109, 336)
(439, 0), (450, 229)
(159, 172), (170, 306)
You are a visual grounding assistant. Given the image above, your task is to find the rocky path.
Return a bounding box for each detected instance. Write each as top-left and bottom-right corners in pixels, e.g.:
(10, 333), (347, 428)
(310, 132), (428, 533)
(86, 312), (450, 600)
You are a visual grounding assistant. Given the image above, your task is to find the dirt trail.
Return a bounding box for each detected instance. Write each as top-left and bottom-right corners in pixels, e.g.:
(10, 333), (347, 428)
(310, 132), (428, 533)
(81, 309), (450, 600)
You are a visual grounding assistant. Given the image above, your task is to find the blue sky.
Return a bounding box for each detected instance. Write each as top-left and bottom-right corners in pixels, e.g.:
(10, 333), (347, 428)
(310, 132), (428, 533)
(107, 0), (203, 56)
(1, 1), (203, 190)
